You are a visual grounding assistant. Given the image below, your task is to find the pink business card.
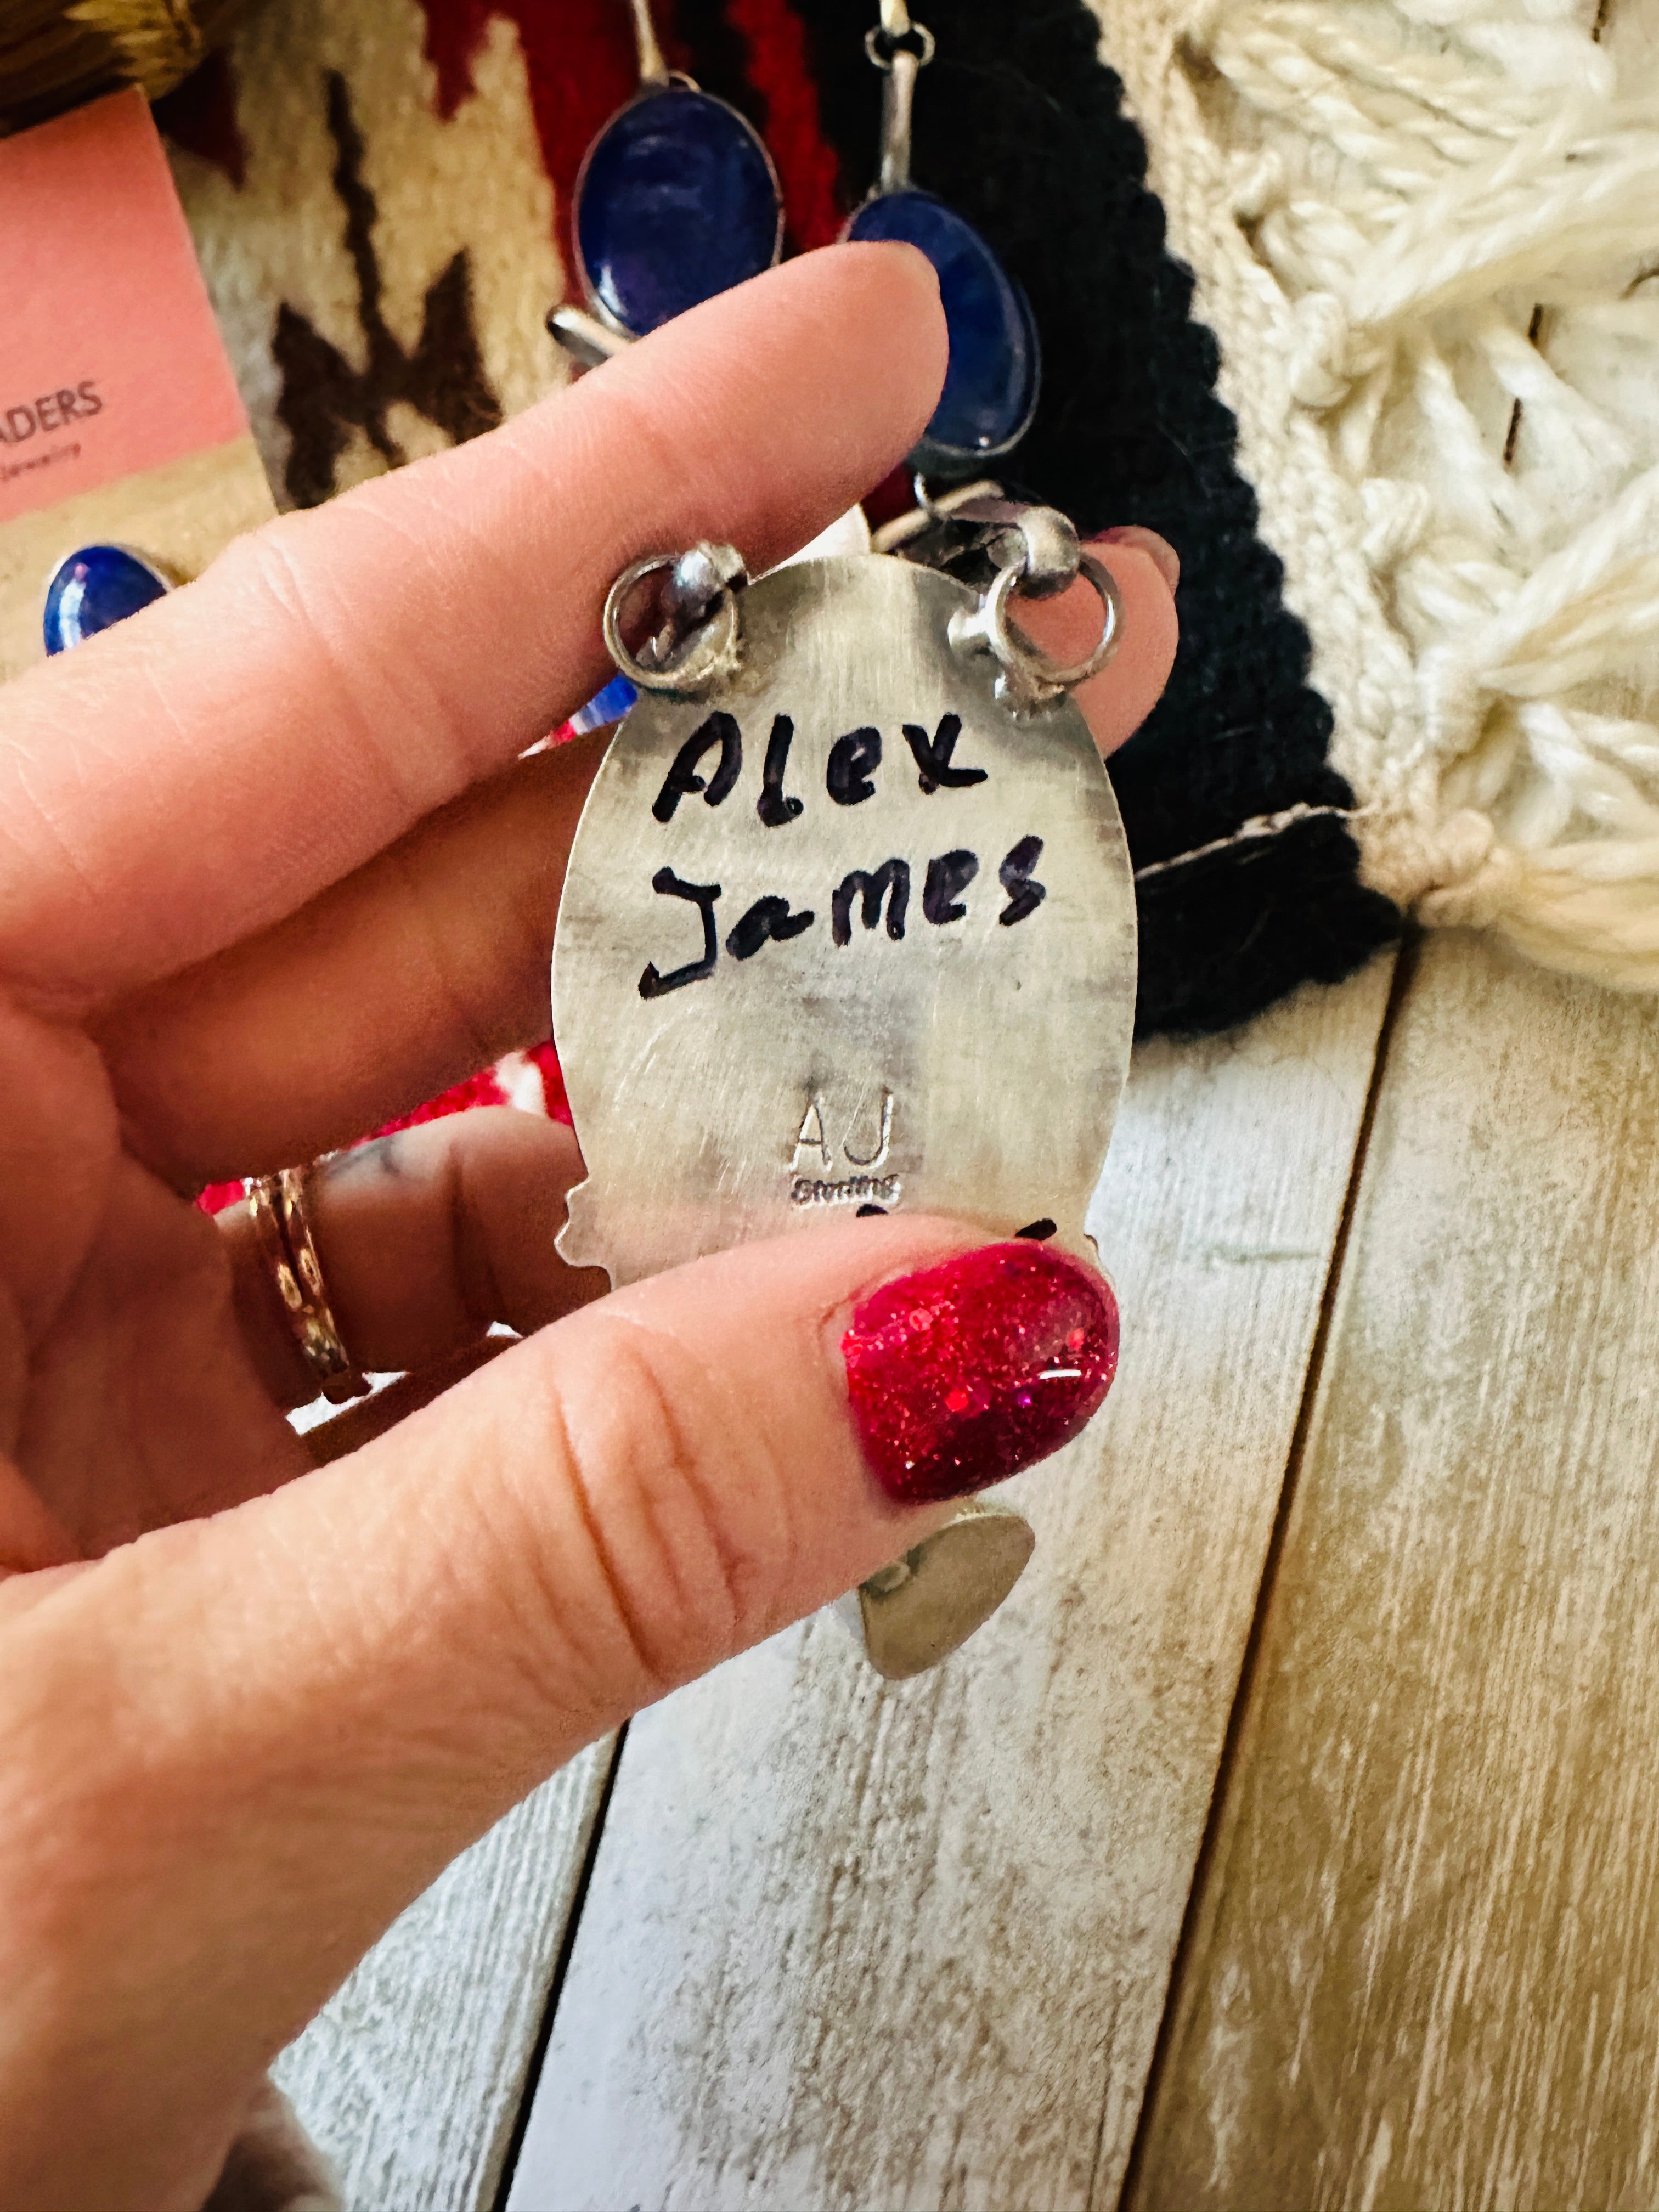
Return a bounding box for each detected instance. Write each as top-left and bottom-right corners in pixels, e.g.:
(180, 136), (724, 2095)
(1, 86), (250, 524)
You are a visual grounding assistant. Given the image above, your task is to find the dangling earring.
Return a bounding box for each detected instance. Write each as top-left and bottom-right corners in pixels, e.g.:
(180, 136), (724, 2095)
(844, 2), (1040, 481)
(42, 543), (172, 657)
(565, 0), (784, 348)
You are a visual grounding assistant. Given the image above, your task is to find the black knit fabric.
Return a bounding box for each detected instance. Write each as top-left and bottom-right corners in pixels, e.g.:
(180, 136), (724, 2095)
(759, 0), (1401, 1036)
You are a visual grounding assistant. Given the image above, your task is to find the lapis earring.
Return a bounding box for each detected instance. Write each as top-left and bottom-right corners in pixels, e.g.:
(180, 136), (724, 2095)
(845, 2), (1040, 480)
(567, 0), (783, 346)
(42, 543), (171, 657)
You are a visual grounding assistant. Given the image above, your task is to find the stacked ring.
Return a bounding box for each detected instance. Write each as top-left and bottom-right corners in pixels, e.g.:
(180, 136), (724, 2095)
(245, 1167), (370, 1404)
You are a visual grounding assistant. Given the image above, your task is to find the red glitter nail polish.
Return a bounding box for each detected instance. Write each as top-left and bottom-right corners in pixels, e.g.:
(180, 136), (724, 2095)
(842, 1243), (1119, 1506)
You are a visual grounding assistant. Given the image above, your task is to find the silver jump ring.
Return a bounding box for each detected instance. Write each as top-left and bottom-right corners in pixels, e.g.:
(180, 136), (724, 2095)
(602, 552), (742, 695)
(864, 20), (935, 69)
(985, 549), (1121, 693)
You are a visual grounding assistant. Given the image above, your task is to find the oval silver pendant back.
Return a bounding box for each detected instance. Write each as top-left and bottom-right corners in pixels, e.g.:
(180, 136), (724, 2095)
(552, 554), (1136, 1288)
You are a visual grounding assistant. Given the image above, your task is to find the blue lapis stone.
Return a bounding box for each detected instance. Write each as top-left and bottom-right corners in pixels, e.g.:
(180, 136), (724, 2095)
(43, 543), (169, 656)
(846, 190), (1040, 472)
(577, 86), (782, 337)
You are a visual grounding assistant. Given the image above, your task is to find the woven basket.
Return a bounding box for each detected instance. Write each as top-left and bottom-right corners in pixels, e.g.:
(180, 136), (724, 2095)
(0, 0), (249, 132)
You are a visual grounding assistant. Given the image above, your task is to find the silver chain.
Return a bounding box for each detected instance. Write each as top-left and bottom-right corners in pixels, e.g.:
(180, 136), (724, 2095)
(864, 3), (934, 195)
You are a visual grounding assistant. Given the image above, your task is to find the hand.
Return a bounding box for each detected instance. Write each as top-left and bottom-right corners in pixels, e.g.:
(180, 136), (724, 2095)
(0, 246), (1177, 2211)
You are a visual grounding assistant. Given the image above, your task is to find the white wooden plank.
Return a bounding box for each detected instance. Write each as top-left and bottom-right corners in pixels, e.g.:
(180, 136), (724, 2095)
(505, 955), (1397, 2212)
(1128, 929), (1659, 2210)
(276, 1742), (612, 2212)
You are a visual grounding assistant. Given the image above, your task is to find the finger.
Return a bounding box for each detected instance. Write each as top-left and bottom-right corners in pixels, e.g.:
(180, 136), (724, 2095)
(0, 245), (947, 1015)
(1100, 524), (1181, 595)
(0, 1464), (77, 1577)
(94, 538), (1180, 1189)
(0, 1220), (1117, 2207)
(224, 1110), (606, 1408)
(1013, 531), (1180, 757)
(95, 740), (603, 1184)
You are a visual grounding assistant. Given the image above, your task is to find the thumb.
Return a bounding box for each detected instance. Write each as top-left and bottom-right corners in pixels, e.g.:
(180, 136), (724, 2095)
(0, 1217), (1115, 2211)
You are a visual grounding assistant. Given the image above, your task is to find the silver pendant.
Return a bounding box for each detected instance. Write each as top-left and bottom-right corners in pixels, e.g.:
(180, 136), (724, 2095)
(552, 522), (1136, 1673)
(831, 1494), (1036, 1680)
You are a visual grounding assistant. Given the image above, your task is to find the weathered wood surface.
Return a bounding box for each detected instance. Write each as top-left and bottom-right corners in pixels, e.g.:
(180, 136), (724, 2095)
(276, 1742), (612, 2212)
(1131, 929), (1659, 2211)
(506, 956), (1397, 2212)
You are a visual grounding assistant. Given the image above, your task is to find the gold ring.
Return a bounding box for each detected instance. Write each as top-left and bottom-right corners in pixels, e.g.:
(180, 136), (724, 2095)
(246, 1166), (370, 1404)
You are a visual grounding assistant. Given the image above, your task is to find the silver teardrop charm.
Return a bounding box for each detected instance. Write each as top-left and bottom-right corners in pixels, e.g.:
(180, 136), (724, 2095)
(832, 1497), (1037, 1681)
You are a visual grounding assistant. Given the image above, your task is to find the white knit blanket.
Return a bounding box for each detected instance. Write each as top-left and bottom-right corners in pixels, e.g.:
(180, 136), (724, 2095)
(1098, 0), (1659, 987)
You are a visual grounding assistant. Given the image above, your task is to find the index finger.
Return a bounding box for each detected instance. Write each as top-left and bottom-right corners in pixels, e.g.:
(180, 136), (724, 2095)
(0, 245), (946, 1013)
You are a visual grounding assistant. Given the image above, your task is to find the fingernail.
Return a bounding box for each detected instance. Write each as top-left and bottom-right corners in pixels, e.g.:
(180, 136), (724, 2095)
(842, 1243), (1119, 1505)
(1098, 526), (1180, 595)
